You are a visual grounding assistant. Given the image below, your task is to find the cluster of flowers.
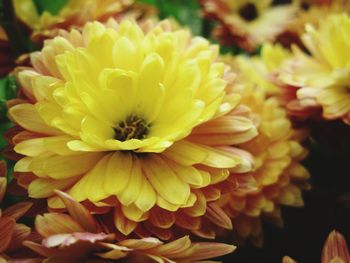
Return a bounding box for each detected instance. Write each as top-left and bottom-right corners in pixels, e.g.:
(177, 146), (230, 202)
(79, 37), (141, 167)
(0, 0), (349, 262)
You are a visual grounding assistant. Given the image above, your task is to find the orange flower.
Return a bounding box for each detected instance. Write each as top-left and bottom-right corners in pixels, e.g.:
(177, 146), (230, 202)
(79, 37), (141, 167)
(284, 230), (350, 263)
(215, 55), (310, 245)
(279, 14), (350, 124)
(322, 230), (350, 263)
(199, 0), (298, 52)
(278, 0), (350, 48)
(14, 0), (156, 43)
(24, 190), (236, 262)
(0, 161), (33, 261)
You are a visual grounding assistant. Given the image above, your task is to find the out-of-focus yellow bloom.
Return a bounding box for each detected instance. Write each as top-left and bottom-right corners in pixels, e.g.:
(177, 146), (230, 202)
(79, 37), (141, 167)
(288, 0), (350, 37)
(216, 55), (310, 245)
(24, 191), (236, 262)
(279, 14), (350, 124)
(0, 161), (33, 262)
(8, 19), (257, 238)
(199, 0), (297, 51)
(14, 0), (156, 43)
(232, 43), (292, 96)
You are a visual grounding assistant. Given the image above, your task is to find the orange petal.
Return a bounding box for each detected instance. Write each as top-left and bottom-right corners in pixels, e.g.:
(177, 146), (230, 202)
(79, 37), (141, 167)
(35, 213), (84, 238)
(114, 207), (137, 236)
(55, 190), (97, 233)
(0, 216), (16, 253)
(183, 242), (236, 261)
(205, 203), (232, 230)
(3, 202), (32, 221)
(6, 223), (31, 252)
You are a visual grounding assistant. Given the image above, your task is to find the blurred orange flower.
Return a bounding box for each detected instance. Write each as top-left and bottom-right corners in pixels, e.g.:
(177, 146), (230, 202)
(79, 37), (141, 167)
(0, 161), (33, 262)
(24, 190), (236, 262)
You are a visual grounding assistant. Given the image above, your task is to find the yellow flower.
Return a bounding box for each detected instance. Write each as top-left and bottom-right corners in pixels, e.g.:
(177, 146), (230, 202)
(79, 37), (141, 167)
(24, 191), (236, 262)
(14, 0), (135, 42)
(199, 0), (297, 51)
(276, 0), (350, 48)
(9, 19), (257, 237)
(216, 56), (310, 245)
(280, 14), (350, 124)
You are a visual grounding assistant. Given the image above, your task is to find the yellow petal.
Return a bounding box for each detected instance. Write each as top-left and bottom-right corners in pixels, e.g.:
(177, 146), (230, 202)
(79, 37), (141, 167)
(103, 152), (132, 196)
(143, 155), (190, 206)
(9, 104), (61, 135)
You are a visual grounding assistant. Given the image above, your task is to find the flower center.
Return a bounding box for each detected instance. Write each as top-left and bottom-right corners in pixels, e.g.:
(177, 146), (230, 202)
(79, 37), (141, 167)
(238, 2), (258, 21)
(301, 1), (310, 10)
(114, 114), (149, 141)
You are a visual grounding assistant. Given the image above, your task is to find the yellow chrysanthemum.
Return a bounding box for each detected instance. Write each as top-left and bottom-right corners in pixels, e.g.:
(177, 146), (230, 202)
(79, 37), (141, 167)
(289, 0), (350, 36)
(232, 44), (320, 119)
(199, 0), (297, 51)
(216, 56), (310, 245)
(276, 0), (350, 48)
(233, 43), (292, 96)
(8, 19), (257, 237)
(14, 0), (135, 42)
(279, 14), (350, 124)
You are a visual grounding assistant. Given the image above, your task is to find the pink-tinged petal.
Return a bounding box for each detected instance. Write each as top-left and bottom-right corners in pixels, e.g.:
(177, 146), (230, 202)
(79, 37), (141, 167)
(55, 190), (97, 233)
(43, 232), (109, 248)
(3, 202), (32, 220)
(0, 216), (16, 253)
(205, 203), (232, 230)
(322, 230), (350, 263)
(35, 213), (84, 238)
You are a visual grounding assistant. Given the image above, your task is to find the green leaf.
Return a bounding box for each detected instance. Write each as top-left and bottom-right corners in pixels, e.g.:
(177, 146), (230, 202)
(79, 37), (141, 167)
(0, 121), (12, 150)
(137, 0), (157, 5)
(157, 0), (202, 35)
(0, 75), (18, 100)
(33, 0), (68, 15)
(0, 76), (18, 121)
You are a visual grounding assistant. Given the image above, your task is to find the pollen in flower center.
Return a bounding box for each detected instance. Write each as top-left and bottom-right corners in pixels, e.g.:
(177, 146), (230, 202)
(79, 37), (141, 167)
(114, 114), (149, 141)
(238, 2), (258, 21)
